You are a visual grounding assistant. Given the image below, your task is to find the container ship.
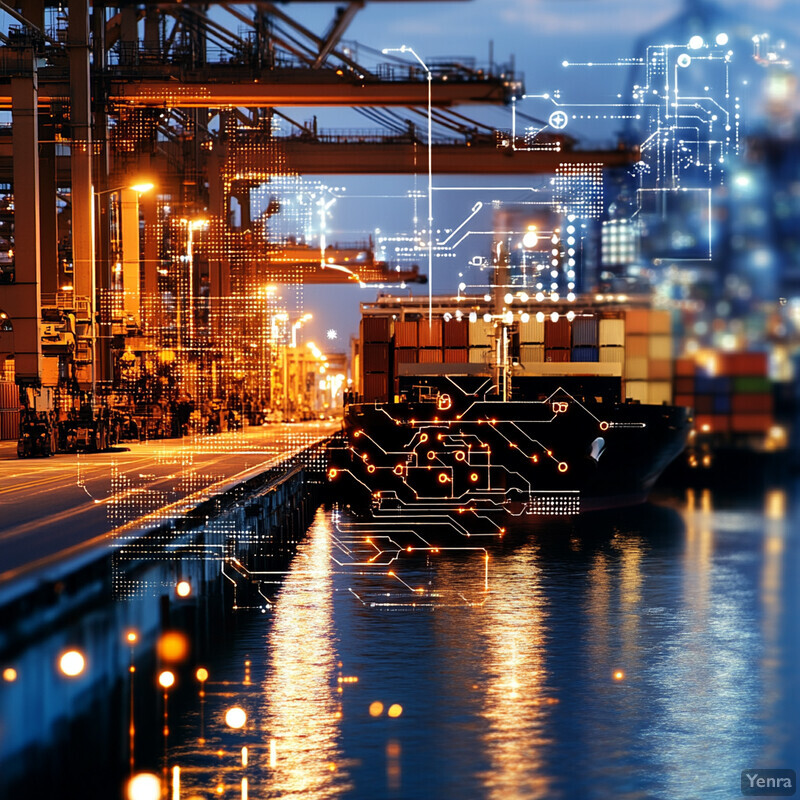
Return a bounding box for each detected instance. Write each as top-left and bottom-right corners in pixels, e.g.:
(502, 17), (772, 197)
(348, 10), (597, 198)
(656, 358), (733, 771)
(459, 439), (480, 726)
(330, 294), (693, 525)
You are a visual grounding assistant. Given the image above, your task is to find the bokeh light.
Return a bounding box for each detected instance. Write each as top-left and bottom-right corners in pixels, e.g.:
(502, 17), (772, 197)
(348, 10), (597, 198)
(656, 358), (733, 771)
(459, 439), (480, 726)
(388, 704), (403, 718)
(176, 580), (192, 598)
(369, 701), (384, 717)
(158, 670), (175, 689)
(127, 772), (161, 800)
(58, 650), (85, 677)
(225, 706), (247, 729)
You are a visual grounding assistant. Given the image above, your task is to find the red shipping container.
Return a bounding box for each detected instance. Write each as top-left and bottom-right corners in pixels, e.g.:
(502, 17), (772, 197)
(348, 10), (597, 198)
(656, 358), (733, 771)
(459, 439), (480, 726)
(362, 343), (390, 373)
(363, 372), (389, 402)
(718, 352), (768, 377)
(674, 377), (695, 395)
(443, 320), (469, 348)
(362, 316), (391, 343)
(444, 348), (469, 363)
(731, 393), (773, 414)
(649, 359), (672, 381)
(418, 319), (443, 348)
(675, 358), (696, 377)
(625, 308), (650, 334)
(674, 394), (695, 409)
(394, 348), (418, 364)
(545, 348), (571, 363)
(419, 348), (442, 363)
(694, 395), (714, 414)
(544, 318), (571, 349)
(694, 414), (716, 432)
(394, 320), (418, 348)
(711, 414), (731, 433)
(730, 413), (773, 433)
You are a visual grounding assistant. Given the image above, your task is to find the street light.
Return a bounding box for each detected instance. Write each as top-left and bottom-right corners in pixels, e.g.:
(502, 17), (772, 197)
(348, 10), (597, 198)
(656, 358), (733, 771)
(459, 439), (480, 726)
(178, 217), (209, 345)
(382, 45), (433, 325)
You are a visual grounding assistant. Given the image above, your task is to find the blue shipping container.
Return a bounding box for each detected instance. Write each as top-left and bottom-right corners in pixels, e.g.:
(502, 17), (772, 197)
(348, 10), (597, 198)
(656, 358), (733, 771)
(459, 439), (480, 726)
(571, 317), (599, 347)
(572, 345), (599, 362)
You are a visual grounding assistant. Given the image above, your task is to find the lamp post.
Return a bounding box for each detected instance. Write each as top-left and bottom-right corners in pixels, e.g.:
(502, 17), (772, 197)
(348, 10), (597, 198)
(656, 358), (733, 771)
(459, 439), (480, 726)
(93, 181), (154, 398)
(178, 217), (209, 346)
(383, 45), (433, 324)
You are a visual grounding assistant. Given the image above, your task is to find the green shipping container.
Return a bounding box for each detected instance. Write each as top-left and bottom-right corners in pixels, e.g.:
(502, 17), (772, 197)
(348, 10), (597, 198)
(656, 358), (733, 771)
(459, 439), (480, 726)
(732, 376), (772, 394)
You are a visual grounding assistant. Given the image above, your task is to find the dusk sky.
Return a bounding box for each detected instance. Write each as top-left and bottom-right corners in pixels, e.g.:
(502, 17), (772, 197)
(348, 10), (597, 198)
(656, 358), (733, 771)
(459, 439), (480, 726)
(292, 0), (800, 350)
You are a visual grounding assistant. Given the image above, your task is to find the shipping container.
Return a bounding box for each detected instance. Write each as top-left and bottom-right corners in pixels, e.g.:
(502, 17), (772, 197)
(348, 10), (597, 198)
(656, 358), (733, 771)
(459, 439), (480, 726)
(731, 394), (773, 414)
(362, 316), (391, 343)
(571, 317), (599, 347)
(730, 413), (773, 433)
(674, 394), (695, 408)
(0, 380), (18, 410)
(648, 310), (671, 334)
(675, 358), (695, 377)
(545, 348), (571, 363)
(443, 320), (469, 348)
(394, 320), (418, 348)
(362, 343), (390, 373)
(599, 345), (624, 363)
(648, 334), (672, 360)
(625, 381), (648, 403)
(649, 359), (672, 381)
(444, 348), (469, 363)
(625, 335), (649, 358)
(469, 320), (495, 347)
(419, 348), (442, 363)
(395, 348), (418, 365)
(572, 345), (599, 362)
(694, 395), (715, 414)
(713, 394), (732, 414)
(718, 352), (768, 377)
(520, 345), (545, 364)
(674, 377), (695, 396)
(648, 381), (673, 405)
(469, 346), (491, 365)
(695, 375), (732, 395)
(624, 308), (650, 334)
(0, 409), (19, 441)
(363, 372), (389, 402)
(418, 319), (443, 348)
(625, 357), (648, 380)
(544, 317), (571, 349)
(598, 318), (625, 346)
(519, 317), (545, 343)
(733, 376), (771, 394)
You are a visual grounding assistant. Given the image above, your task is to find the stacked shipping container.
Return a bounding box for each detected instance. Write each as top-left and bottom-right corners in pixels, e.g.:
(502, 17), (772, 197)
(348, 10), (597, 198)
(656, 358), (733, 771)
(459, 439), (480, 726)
(673, 352), (773, 436)
(0, 380), (18, 441)
(358, 302), (675, 406)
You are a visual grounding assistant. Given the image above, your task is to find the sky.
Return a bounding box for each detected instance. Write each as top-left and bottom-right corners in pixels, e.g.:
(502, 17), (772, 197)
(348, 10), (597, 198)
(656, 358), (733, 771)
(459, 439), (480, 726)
(289, 0), (800, 350)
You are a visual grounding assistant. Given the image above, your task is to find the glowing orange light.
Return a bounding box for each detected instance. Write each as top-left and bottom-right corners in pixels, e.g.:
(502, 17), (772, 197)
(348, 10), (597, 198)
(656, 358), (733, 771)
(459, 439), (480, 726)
(613, 670), (625, 681)
(599, 421), (609, 431)
(437, 394), (452, 411)
(328, 468), (338, 479)
(387, 704), (403, 718)
(406, 547), (413, 552)
(369, 701), (384, 717)
(420, 433), (428, 442)
(470, 473), (479, 482)
(158, 670), (175, 689)
(455, 451), (466, 461)
(127, 772), (162, 800)
(126, 631), (138, 643)
(3, 667), (17, 682)
(59, 650), (85, 677)
(176, 580), (191, 598)
(438, 473), (450, 483)
(157, 631), (189, 663)
(225, 707), (247, 729)
(196, 667), (209, 682)
(367, 465), (376, 473)
(531, 455), (539, 462)
(427, 451), (436, 460)
(558, 462), (568, 473)
(393, 464), (404, 476)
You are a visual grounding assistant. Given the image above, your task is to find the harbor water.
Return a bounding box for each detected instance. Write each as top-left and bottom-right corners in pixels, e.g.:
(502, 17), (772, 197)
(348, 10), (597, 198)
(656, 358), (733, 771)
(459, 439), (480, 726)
(168, 485), (800, 800)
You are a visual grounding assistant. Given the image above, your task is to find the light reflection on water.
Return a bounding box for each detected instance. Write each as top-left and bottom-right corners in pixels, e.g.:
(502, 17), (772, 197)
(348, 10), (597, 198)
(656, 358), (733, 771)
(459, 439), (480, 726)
(172, 488), (800, 800)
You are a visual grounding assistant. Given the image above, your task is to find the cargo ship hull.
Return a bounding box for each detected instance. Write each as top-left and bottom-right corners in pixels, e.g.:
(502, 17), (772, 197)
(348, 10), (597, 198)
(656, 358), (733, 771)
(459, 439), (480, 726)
(332, 375), (691, 521)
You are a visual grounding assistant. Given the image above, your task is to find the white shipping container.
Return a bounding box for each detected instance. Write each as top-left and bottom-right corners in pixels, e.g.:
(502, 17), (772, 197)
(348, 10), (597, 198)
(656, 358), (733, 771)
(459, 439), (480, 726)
(648, 381), (673, 405)
(648, 334), (672, 360)
(625, 357), (649, 381)
(625, 380), (649, 403)
(469, 346), (492, 364)
(519, 318), (545, 344)
(520, 345), (545, 364)
(470, 321), (495, 347)
(599, 345), (625, 363)
(598, 318), (625, 346)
